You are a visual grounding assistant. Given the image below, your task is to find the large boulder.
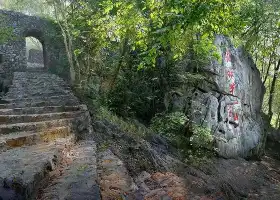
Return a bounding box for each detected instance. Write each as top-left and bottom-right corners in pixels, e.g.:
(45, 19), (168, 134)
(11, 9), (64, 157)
(172, 35), (265, 158)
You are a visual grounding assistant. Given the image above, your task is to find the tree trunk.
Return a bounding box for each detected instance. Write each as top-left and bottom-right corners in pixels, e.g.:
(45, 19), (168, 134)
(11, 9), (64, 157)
(268, 59), (280, 123)
(109, 37), (129, 91)
(263, 53), (273, 85)
(276, 111), (280, 129)
(53, 0), (76, 84)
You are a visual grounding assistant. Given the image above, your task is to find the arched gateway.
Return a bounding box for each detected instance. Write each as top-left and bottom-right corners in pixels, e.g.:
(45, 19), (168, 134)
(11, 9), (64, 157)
(0, 9), (67, 77)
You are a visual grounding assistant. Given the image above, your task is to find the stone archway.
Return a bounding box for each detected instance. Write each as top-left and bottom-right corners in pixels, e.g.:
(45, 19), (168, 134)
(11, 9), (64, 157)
(24, 29), (46, 69)
(0, 9), (69, 79)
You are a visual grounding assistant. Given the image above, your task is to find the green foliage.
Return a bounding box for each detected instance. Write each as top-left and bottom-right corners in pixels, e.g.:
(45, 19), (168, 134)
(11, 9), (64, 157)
(2, 0), (53, 17)
(185, 149), (214, 167)
(96, 106), (152, 138)
(185, 125), (214, 166)
(236, 0), (280, 126)
(151, 112), (187, 138)
(6, 0), (280, 161)
(0, 14), (17, 44)
(5, 0), (260, 121)
(106, 62), (185, 121)
(0, 27), (14, 44)
(190, 125), (214, 150)
(151, 112), (215, 165)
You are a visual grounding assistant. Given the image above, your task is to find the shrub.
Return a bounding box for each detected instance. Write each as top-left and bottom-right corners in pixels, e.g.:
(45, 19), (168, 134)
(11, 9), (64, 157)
(190, 124), (214, 150)
(151, 112), (215, 165)
(185, 125), (214, 166)
(150, 112), (187, 139)
(97, 106), (152, 138)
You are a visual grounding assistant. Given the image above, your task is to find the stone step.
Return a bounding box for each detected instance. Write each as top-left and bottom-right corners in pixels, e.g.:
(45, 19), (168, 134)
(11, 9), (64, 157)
(0, 105), (83, 115)
(13, 72), (64, 79)
(11, 79), (67, 84)
(13, 75), (65, 79)
(4, 91), (72, 99)
(0, 111), (80, 125)
(10, 83), (69, 89)
(14, 72), (60, 76)
(0, 104), (13, 109)
(0, 98), (79, 109)
(12, 75), (65, 80)
(24, 67), (46, 72)
(12, 79), (67, 83)
(7, 85), (71, 91)
(5, 88), (72, 96)
(0, 118), (73, 135)
(2, 95), (78, 103)
(0, 126), (72, 152)
(0, 99), (9, 104)
(12, 76), (66, 81)
(0, 137), (75, 200)
(12, 80), (65, 84)
(37, 141), (100, 200)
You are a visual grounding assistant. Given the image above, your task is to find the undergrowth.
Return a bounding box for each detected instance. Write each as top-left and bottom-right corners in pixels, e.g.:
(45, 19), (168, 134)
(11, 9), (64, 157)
(96, 106), (153, 139)
(75, 85), (216, 167)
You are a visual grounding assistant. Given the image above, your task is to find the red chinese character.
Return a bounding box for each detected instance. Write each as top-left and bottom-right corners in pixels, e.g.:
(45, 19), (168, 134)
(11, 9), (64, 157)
(228, 106), (233, 117)
(227, 70), (234, 79)
(225, 50), (231, 62)
(229, 83), (235, 94)
(234, 113), (238, 121)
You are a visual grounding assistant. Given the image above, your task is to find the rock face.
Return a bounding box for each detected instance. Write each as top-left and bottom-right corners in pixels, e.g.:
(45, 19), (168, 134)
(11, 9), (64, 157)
(173, 35), (265, 158)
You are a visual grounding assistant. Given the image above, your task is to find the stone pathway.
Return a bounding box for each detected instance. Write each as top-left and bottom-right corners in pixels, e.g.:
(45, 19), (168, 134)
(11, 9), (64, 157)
(0, 71), (98, 200)
(37, 141), (100, 200)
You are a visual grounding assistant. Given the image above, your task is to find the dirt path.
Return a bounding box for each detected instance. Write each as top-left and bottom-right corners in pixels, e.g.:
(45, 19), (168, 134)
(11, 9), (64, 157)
(179, 141), (280, 200)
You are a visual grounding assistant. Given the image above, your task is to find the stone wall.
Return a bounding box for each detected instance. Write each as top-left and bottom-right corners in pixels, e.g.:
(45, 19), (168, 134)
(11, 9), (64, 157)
(0, 9), (68, 78)
(170, 35), (265, 158)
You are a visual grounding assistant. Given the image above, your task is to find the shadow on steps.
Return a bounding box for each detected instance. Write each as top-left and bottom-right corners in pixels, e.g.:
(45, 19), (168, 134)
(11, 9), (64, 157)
(0, 186), (24, 200)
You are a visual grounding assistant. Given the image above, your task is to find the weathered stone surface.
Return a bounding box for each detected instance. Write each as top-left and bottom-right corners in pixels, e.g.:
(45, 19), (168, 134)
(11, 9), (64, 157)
(134, 171), (188, 200)
(0, 105), (83, 115)
(0, 111), (79, 124)
(170, 35), (265, 158)
(0, 139), (73, 200)
(97, 149), (187, 200)
(1, 72), (79, 109)
(97, 149), (138, 200)
(0, 119), (73, 135)
(38, 141), (100, 200)
(0, 126), (71, 152)
(92, 118), (189, 199)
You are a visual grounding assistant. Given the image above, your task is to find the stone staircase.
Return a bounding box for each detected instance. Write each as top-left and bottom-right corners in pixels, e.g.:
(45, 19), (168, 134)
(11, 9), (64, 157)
(0, 71), (99, 200)
(0, 70), (188, 200)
